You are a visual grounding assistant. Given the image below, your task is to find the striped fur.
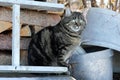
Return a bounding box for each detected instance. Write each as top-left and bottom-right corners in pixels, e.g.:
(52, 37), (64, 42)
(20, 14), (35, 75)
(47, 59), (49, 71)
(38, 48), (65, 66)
(28, 12), (86, 67)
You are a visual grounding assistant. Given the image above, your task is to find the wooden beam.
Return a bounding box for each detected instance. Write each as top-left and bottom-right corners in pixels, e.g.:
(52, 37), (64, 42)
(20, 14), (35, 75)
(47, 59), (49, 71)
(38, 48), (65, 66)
(0, 7), (61, 27)
(0, 34), (31, 50)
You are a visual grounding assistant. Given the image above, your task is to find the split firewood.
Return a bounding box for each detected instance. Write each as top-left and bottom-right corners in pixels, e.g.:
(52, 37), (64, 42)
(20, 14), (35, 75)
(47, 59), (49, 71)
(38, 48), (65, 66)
(0, 34), (30, 50)
(0, 21), (12, 33)
(20, 25), (31, 37)
(20, 25), (44, 37)
(0, 50), (28, 65)
(34, 25), (43, 33)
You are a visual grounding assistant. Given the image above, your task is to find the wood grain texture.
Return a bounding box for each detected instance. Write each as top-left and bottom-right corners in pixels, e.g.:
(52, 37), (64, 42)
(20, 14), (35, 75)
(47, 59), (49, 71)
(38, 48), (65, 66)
(0, 7), (61, 27)
(0, 21), (12, 33)
(20, 25), (31, 37)
(0, 34), (31, 50)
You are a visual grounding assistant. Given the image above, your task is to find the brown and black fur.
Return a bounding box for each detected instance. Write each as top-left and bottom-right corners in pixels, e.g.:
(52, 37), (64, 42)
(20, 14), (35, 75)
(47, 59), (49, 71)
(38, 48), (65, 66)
(28, 12), (86, 67)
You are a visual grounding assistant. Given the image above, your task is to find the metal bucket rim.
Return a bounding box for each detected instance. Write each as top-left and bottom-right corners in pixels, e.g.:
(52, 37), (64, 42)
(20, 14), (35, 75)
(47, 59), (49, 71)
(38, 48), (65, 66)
(82, 49), (113, 57)
(70, 49), (113, 62)
(81, 39), (120, 52)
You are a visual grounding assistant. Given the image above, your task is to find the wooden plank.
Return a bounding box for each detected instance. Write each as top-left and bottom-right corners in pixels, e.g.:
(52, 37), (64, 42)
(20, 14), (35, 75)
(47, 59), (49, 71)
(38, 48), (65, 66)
(0, 21), (12, 33)
(0, 34), (30, 50)
(0, 7), (61, 27)
(0, 0), (64, 12)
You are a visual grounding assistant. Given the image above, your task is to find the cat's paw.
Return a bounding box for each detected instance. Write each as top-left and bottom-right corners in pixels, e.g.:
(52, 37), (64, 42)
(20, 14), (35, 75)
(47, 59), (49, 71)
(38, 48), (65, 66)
(58, 61), (69, 67)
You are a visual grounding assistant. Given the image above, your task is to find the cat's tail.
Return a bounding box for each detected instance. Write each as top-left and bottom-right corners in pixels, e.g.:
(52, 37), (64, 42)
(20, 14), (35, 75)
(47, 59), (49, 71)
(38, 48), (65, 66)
(29, 25), (35, 38)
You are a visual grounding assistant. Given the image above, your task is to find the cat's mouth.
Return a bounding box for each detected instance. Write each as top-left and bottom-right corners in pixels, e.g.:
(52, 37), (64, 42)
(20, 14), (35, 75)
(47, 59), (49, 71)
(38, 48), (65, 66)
(70, 25), (81, 32)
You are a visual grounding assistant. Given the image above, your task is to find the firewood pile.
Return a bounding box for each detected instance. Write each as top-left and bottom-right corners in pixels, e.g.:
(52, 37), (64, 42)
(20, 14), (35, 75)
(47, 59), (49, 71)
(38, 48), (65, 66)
(0, 0), (120, 40)
(0, 0), (120, 37)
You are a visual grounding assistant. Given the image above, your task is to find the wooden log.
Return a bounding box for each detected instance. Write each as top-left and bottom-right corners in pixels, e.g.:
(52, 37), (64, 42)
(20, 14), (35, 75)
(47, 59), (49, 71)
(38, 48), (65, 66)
(20, 25), (43, 37)
(0, 7), (61, 27)
(0, 21), (12, 33)
(34, 25), (43, 33)
(20, 25), (31, 37)
(0, 34), (31, 50)
(0, 50), (28, 65)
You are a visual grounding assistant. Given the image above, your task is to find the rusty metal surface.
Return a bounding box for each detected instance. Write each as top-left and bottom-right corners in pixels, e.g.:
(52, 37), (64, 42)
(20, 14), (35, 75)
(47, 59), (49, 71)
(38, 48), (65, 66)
(81, 8), (120, 52)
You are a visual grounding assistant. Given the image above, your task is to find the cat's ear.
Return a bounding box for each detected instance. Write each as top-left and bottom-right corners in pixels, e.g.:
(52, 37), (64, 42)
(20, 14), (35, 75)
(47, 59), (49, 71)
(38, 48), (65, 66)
(64, 7), (72, 17)
(82, 8), (89, 18)
(81, 8), (90, 23)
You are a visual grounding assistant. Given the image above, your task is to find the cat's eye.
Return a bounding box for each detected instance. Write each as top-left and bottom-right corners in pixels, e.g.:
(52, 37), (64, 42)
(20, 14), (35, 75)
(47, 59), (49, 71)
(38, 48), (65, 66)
(79, 20), (86, 26)
(66, 21), (75, 26)
(72, 20), (76, 23)
(80, 20), (83, 23)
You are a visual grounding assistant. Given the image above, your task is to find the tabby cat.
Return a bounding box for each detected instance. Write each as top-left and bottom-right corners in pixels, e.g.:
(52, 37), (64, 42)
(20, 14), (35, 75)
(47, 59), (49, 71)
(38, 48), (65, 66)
(28, 11), (86, 67)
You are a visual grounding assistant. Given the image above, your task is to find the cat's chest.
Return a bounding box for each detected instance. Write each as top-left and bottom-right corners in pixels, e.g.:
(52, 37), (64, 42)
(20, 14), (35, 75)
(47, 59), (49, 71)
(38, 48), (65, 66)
(64, 34), (81, 45)
(55, 32), (80, 44)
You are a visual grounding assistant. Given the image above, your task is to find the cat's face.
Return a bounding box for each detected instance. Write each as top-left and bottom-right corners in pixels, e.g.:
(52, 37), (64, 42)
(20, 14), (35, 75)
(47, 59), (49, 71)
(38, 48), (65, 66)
(61, 12), (86, 34)
(65, 18), (86, 32)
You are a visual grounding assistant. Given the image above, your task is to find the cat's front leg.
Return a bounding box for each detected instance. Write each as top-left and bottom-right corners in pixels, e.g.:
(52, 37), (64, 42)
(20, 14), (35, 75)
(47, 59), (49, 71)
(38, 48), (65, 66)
(57, 48), (73, 67)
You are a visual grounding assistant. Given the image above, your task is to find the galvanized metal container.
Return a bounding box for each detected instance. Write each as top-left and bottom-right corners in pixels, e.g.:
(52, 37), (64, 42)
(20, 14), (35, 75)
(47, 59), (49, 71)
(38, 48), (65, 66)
(81, 8), (120, 52)
(0, 76), (75, 80)
(69, 46), (113, 80)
